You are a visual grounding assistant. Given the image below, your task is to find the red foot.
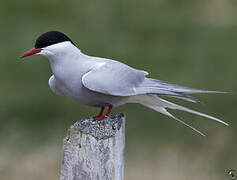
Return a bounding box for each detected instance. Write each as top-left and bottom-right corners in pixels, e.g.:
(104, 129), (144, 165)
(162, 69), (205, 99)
(93, 115), (108, 120)
(93, 105), (113, 120)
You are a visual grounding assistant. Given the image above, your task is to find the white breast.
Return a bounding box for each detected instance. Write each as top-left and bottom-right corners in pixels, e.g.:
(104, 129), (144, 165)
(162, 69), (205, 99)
(48, 75), (66, 96)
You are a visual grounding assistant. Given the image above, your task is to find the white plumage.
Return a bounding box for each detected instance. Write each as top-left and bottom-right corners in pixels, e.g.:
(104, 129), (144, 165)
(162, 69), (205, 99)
(21, 31), (229, 136)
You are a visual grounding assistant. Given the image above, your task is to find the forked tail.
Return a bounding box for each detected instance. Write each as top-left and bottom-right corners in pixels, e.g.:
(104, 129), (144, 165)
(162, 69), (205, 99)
(129, 94), (229, 136)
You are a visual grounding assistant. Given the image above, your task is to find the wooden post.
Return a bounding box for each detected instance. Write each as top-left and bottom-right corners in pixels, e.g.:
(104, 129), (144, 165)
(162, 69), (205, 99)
(60, 113), (125, 180)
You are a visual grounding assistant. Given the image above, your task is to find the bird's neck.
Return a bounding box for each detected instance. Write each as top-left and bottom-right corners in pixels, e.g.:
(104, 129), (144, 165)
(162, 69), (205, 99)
(48, 48), (90, 81)
(48, 45), (83, 62)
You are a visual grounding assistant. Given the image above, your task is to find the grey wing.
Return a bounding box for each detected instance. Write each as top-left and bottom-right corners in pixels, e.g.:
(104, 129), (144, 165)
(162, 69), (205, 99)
(82, 62), (148, 96)
(136, 78), (225, 103)
(139, 78), (223, 94)
(82, 61), (225, 101)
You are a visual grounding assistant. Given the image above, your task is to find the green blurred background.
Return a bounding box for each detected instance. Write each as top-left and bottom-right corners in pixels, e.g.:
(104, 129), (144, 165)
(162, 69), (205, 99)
(1, 0), (237, 179)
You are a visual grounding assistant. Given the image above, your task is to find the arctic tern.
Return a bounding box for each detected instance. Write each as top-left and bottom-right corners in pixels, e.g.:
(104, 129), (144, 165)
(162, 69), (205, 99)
(20, 31), (228, 136)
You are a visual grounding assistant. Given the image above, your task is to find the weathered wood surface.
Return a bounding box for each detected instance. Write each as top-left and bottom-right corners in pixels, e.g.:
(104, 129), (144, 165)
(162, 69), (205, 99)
(60, 113), (125, 180)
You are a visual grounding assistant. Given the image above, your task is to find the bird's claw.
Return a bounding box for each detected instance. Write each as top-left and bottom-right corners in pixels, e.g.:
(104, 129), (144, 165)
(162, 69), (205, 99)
(93, 115), (108, 121)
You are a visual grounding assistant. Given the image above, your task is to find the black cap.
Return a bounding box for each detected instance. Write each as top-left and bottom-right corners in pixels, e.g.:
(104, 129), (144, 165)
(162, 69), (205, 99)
(35, 31), (74, 48)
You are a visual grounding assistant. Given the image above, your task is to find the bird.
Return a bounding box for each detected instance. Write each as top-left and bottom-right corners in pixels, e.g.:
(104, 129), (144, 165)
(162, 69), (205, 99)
(20, 31), (229, 136)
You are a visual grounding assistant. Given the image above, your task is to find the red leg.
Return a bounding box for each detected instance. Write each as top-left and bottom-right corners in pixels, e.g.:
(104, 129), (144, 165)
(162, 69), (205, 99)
(105, 105), (113, 117)
(93, 105), (113, 120)
(93, 107), (105, 120)
(98, 107), (105, 116)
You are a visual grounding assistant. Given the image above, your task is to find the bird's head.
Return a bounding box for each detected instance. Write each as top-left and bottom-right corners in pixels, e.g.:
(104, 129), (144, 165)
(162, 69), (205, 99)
(20, 31), (75, 59)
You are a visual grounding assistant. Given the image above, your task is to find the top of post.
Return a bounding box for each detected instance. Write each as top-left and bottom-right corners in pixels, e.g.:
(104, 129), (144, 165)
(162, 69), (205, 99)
(67, 113), (125, 141)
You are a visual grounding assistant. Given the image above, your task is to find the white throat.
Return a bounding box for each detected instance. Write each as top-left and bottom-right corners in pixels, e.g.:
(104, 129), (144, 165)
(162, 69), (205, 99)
(40, 41), (91, 80)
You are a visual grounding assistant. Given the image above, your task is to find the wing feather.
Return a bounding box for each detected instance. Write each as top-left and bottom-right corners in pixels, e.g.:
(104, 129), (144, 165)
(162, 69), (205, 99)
(82, 62), (148, 96)
(82, 61), (225, 102)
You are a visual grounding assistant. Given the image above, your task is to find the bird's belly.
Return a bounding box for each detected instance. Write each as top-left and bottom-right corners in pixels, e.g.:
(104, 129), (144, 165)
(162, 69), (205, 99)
(50, 76), (128, 107)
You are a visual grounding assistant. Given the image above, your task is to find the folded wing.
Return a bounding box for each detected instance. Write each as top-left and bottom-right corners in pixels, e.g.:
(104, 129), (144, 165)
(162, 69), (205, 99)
(82, 62), (225, 103)
(82, 62), (148, 96)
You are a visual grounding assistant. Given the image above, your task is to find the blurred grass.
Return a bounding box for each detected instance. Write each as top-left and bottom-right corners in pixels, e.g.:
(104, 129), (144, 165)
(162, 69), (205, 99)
(1, 0), (237, 179)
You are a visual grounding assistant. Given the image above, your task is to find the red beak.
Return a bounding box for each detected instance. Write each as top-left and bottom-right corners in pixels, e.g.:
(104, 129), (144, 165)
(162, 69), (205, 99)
(20, 48), (42, 58)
